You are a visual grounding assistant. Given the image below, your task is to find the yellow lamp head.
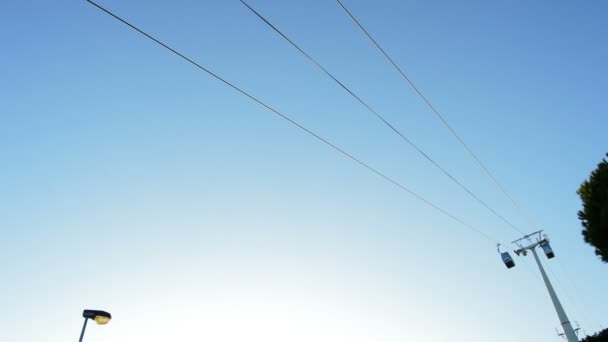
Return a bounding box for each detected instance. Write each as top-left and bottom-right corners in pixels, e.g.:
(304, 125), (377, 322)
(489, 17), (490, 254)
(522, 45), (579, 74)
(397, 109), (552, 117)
(94, 315), (111, 325)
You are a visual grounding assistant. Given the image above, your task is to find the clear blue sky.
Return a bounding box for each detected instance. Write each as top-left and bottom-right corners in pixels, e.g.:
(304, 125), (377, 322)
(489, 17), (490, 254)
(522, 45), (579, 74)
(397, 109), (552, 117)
(1, 1), (607, 341)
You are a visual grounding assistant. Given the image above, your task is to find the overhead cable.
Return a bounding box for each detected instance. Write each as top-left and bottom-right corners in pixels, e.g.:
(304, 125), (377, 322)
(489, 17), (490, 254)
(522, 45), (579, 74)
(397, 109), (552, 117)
(239, 0), (525, 236)
(83, 0), (497, 244)
(336, 0), (537, 232)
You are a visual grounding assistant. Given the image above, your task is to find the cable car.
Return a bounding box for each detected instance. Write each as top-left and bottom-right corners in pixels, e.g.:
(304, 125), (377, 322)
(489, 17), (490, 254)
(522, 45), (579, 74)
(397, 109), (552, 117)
(541, 241), (555, 259)
(501, 251), (515, 269)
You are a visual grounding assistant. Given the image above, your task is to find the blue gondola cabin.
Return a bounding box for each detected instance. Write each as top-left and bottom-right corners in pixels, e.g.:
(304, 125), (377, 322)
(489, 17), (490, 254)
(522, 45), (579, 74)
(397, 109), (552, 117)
(501, 252), (515, 268)
(541, 242), (555, 259)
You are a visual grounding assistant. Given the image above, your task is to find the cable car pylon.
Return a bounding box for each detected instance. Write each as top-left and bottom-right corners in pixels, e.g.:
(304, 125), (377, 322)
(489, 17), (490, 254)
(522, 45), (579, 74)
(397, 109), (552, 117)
(505, 230), (579, 342)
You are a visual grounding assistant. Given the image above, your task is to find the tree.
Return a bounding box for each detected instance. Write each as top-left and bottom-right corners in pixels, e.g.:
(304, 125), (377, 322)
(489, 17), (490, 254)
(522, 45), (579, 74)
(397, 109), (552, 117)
(581, 328), (608, 342)
(577, 153), (608, 262)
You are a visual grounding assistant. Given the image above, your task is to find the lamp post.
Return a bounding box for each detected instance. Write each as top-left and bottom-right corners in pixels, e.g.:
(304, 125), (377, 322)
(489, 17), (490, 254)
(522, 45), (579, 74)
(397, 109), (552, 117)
(79, 309), (111, 342)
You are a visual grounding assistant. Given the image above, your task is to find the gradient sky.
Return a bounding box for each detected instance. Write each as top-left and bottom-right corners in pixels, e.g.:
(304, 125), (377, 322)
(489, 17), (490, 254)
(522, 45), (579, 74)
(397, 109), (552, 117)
(1, 1), (607, 341)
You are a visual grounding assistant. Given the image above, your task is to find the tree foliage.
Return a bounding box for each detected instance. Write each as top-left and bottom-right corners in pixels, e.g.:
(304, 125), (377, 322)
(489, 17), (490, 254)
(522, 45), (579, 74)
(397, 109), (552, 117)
(577, 153), (608, 262)
(582, 328), (608, 342)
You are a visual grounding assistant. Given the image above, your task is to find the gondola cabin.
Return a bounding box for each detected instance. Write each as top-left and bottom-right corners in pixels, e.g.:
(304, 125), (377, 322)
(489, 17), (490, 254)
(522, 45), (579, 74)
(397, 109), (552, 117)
(541, 242), (555, 259)
(501, 252), (515, 269)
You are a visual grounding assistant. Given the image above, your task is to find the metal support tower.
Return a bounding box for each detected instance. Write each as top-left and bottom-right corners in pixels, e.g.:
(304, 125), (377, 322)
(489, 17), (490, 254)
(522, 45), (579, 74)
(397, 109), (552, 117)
(513, 231), (579, 342)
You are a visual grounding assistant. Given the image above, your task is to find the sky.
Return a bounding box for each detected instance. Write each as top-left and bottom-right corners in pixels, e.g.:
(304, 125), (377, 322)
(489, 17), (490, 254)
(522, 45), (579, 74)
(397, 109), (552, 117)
(1, 0), (607, 341)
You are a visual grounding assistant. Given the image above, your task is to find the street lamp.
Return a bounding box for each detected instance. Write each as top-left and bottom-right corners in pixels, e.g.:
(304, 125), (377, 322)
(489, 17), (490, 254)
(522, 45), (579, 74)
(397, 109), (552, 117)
(79, 309), (111, 342)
